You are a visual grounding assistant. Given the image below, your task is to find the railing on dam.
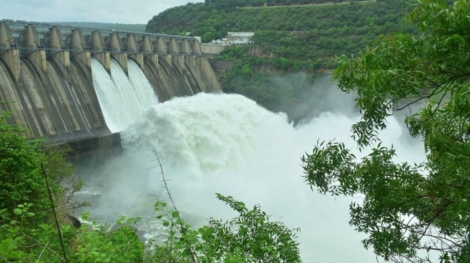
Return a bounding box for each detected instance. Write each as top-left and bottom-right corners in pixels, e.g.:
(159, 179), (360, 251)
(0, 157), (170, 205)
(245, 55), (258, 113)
(0, 20), (222, 154)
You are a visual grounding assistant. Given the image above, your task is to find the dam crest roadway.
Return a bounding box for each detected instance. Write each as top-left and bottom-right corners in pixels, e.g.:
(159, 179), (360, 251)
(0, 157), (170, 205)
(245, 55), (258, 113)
(0, 20), (222, 155)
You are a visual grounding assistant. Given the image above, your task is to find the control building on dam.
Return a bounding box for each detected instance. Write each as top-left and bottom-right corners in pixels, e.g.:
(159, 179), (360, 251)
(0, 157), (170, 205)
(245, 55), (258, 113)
(0, 21), (222, 154)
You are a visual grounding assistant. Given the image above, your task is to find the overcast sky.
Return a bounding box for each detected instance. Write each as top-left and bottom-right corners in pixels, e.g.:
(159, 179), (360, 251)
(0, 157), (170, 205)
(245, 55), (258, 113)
(0, 0), (202, 24)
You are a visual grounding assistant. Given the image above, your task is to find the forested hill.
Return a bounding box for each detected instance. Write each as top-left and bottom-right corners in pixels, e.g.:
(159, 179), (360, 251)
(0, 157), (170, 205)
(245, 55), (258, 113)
(146, 0), (416, 123)
(147, 0), (414, 69)
(147, 0), (414, 39)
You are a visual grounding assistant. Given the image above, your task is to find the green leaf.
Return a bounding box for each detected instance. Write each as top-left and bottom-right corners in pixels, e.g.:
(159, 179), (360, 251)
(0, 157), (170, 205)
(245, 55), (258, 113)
(26, 212), (35, 217)
(171, 211), (179, 218)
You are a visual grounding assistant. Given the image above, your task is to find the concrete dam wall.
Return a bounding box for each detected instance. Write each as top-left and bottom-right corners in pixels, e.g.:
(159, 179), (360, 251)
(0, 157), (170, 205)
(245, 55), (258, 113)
(0, 21), (222, 151)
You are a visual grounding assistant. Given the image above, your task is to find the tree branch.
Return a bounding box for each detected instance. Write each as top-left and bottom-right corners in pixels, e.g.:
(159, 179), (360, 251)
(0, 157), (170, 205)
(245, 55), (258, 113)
(36, 240), (50, 263)
(21, 232), (65, 261)
(41, 164), (68, 263)
(392, 79), (447, 112)
(152, 150), (199, 263)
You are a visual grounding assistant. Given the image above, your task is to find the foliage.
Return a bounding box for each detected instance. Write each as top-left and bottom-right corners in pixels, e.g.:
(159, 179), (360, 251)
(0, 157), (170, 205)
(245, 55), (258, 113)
(72, 214), (144, 263)
(151, 194), (301, 262)
(0, 205), (144, 263)
(0, 105), (71, 223)
(201, 194), (301, 262)
(0, 203), (77, 263)
(302, 0), (470, 262)
(0, 195), (301, 262)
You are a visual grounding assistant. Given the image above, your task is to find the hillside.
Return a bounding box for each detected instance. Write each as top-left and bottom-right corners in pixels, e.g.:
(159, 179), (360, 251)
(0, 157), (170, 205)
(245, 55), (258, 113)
(146, 0), (417, 122)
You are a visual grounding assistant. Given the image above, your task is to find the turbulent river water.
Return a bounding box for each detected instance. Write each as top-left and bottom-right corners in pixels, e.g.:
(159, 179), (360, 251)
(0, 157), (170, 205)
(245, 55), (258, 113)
(76, 69), (425, 262)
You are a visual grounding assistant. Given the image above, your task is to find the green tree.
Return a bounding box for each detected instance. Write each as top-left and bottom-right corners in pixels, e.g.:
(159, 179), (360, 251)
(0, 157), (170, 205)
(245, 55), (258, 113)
(302, 0), (470, 262)
(202, 31), (214, 43)
(152, 194), (301, 262)
(0, 104), (72, 222)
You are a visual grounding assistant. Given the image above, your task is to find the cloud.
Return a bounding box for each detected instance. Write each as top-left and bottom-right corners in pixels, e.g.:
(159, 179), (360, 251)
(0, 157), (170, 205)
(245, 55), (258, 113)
(0, 0), (202, 24)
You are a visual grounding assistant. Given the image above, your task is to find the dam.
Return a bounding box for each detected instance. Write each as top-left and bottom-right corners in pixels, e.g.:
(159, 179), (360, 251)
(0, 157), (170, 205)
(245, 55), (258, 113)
(0, 20), (222, 153)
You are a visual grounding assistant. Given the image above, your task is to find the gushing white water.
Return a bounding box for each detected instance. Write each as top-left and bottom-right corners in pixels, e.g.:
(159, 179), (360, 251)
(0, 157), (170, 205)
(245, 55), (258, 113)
(128, 60), (158, 108)
(80, 92), (425, 263)
(91, 58), (158, 132)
